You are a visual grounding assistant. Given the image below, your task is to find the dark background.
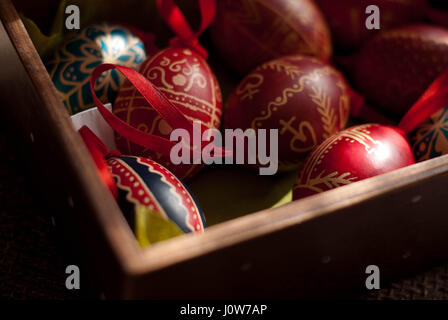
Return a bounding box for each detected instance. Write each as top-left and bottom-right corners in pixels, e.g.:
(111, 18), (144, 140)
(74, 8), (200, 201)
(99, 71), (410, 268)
(1, 118), (448, 300)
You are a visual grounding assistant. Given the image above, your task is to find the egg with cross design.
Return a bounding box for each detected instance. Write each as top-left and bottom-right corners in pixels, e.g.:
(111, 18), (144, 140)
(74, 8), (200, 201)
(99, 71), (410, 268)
(224, 55), (351, 171)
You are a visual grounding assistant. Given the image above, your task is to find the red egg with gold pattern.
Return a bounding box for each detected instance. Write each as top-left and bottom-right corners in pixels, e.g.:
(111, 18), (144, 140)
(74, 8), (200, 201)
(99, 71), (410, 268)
(210, 0), (332, 75)
(113, 47), (223, 180)
(352, 24), (448, 118)
(224, 55), (351, 171)
(293, 124), (415, 200)
(314, 0), (427, 51)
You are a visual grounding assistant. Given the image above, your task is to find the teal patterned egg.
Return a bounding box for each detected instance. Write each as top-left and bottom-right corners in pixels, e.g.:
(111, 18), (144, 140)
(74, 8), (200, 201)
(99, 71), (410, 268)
(410, 105), (448, 162)
(46, 23), (146, 114)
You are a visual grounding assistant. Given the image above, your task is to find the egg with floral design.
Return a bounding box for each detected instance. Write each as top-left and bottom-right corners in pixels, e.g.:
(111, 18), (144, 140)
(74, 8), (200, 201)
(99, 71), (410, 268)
(107, 155), (205, 233)
(113, 47), (223, 181)
(46, 23), (146, 114)
(409, 105), (448, 162)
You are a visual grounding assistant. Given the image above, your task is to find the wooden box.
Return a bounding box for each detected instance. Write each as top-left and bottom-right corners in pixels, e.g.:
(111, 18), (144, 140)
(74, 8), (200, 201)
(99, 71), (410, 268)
(1, 0), (448, 299)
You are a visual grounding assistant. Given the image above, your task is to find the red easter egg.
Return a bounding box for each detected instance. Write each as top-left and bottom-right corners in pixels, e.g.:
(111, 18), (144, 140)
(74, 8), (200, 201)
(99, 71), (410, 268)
(293, 124), (415, 200)
(315, 0), (427, 51)
(113, 47), (223, 180)
(224, 55), (351, 170)
(210, 0), (332, 75)
(352, 24), (448, 117)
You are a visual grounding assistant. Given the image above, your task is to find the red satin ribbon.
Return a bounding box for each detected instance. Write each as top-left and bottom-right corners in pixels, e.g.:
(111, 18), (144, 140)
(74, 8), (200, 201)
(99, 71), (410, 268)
(156, 0), (216, 59)
(90, 64), (231, 160)
(399, 68), (448, 133)
(78, 126), (119, 198)
(92, 64), (183, 156)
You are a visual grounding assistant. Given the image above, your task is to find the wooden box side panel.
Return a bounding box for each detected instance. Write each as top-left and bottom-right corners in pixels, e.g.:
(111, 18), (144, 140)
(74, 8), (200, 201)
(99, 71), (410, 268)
(0, 0), (139, 298)
(129, 160), (448, 299)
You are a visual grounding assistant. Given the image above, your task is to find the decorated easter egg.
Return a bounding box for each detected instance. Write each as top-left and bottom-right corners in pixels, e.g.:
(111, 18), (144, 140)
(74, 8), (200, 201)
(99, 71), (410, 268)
(224, 55), (351, 171)
(46, 23), (146, 114)
(107, 155), (205, 233)
(113, 47), (223, 180)
(210, 0), (332, 74)
(293, 124), (415, 199)
(409, 105), (448, 162)
(352, 24), (448, 118)
(315, 0), (426, 51)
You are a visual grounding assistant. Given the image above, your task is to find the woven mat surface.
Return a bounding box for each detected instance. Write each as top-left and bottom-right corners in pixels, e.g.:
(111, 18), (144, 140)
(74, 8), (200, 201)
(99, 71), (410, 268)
(0, 124), (84, 299)
(1, 123), (448, 300)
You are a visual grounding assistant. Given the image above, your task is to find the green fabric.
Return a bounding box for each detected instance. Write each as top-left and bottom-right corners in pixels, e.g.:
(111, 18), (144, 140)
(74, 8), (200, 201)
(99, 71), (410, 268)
(20, 0), (66, 58)
(187, 166), (296, 226)
(20, 0), (132, 59)
(135, 205), (184, 248)
(135, 167), (295, 247)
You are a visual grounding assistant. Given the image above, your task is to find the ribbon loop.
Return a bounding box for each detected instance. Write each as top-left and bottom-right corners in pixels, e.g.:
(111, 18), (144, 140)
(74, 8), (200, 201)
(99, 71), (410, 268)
(91, 64), (183, 156)
(90, 63), (232, 163)
(399, 68), (448, 133)
(156, 0), (216, 59)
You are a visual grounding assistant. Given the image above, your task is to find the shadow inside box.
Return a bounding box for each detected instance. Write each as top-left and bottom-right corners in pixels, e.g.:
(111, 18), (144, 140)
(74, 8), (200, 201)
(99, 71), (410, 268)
(186, 164), (297, 226)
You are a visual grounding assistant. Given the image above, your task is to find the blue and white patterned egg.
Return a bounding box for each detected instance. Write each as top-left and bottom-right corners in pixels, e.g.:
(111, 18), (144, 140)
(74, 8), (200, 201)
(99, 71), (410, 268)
(46, 23), (146, 114)
(410, 105), (448, 162)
